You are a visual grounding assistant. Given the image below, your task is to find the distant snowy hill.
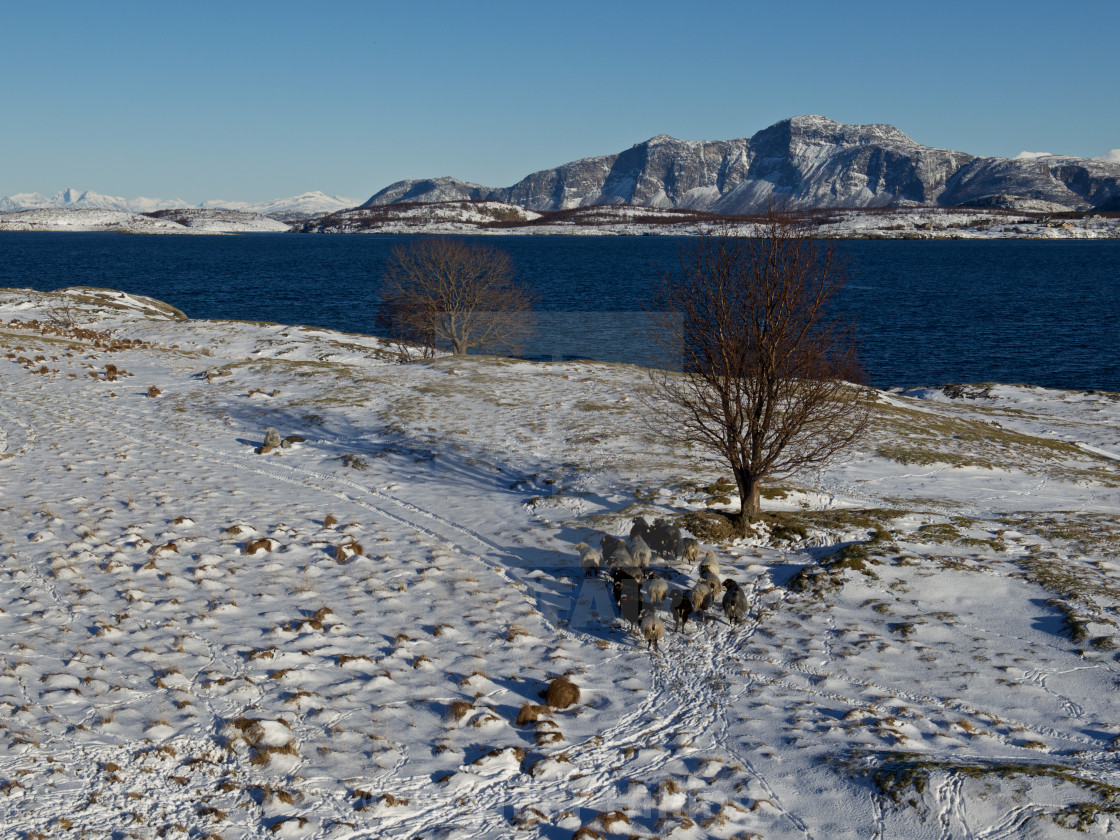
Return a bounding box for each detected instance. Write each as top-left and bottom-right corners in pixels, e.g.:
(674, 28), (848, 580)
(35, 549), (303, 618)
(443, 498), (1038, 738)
(0, 188), (189, 214)
(0, 189), (357, 220)
(0, 208), (291, 234)
(199, 191), (359, 221)
(363, 116), (1120, 213)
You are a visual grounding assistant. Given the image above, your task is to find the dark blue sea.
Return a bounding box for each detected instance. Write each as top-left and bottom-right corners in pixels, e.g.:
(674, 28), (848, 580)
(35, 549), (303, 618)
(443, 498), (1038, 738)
(1, 232), (1118, 392)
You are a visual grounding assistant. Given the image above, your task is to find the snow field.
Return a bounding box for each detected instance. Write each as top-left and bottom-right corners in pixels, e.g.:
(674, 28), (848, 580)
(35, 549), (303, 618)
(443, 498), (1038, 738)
(1, 287), (1120, 838)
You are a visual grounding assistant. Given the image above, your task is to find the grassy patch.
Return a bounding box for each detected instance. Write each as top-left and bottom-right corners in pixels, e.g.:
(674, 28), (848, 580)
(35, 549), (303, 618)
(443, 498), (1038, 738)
(574, 401), (630, 413)
(674, 509), (739, 543)
(915, 523), (961, 543)
(857, 751), (1120, 830)
(870, 399), (1103, 477)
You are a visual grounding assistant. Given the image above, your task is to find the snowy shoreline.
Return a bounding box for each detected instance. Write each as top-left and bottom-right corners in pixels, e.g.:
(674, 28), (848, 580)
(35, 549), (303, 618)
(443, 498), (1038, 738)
(2, 286), (1120, 839)
(2, 205), (1119, 239)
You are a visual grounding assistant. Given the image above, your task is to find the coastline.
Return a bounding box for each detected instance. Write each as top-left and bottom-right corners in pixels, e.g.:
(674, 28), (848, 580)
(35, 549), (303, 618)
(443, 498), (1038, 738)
(2, 205), (1118, 239)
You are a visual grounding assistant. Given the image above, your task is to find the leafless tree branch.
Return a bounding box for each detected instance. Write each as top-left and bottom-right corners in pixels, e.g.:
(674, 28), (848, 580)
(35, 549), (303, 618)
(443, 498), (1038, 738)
(647, 207), (871, 533)
(375, 238), (535, 358)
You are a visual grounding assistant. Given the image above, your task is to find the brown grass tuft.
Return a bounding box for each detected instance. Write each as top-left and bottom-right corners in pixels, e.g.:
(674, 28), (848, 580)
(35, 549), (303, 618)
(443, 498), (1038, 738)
(598, 810), (630, 828)
(249, 743), (298, 766)
(545, 676), (580, 709)
(515, 703), (551, 726)
(335, 541), (363, 562)
(447, 700), (474, 722)
(473, 746), (526, 765)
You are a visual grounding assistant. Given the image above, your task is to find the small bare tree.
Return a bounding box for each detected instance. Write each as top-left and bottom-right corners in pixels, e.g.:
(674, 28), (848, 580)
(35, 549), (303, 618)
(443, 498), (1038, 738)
(375, 238), (534, 358)
(649, 209), (871, 533)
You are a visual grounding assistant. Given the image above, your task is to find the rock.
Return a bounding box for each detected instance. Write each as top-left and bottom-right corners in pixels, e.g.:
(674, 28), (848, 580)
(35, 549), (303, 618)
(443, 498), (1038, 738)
(263, 428), (282, 449)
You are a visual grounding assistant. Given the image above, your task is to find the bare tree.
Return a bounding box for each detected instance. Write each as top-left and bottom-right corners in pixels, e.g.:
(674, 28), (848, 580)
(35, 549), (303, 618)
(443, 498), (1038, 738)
(375, 238), (535, 358)
(649, 209), (871, 533)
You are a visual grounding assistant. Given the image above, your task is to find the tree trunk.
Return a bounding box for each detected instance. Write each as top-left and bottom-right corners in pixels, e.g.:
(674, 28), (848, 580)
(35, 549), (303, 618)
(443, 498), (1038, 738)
(735, 470), (762, 534)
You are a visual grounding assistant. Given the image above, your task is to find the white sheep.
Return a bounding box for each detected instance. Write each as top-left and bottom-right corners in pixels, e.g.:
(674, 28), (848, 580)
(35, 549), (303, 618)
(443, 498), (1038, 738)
(701, 572), (722, 602)
(575, 542), (601, 578)
(698, 551), (720, 578)
(629, 535), (652, 569)
(642, 573), (668, 607)
(640, 613), (665, 652)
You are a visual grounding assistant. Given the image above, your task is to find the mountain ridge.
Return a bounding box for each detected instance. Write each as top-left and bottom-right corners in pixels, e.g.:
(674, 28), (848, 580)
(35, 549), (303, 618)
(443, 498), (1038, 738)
(362, 115), (1120, 213)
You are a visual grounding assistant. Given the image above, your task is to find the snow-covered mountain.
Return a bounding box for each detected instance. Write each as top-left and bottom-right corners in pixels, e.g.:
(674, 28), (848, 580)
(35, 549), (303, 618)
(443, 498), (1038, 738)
(363, 116), (1120, 213)
(198, 191), (359, 221)
(0, 189), (358, 219)
(0, 188), (190, 214)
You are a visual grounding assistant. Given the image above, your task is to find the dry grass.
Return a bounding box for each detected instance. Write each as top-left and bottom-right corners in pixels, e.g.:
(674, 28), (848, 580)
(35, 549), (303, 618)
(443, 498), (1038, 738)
(545, 677), (580, 709)
(515, 703), (551, 726)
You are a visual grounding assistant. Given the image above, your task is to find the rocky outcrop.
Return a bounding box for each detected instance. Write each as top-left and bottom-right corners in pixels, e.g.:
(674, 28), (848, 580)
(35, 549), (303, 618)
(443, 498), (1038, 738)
(361, 116), (1120, 214)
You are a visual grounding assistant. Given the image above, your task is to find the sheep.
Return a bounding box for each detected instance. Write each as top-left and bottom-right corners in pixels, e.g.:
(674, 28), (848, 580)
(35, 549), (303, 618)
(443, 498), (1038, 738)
(646, 519), (682, 558)
(689, 581), (714, 623)
(575, 542), (601, 578)
(702, 572), (723, 602)
(698, 551), (720, 578)
(630, 516), (651, 542)
(629, 535), (652, 569)
(642, 572), (668, 608)
(620, 593), (644, 631)
(608, 543), (634, 569)
(601, 533), (626, 564)
(640, 613), (665, 652)
(679, 537), (701, 565)
(610, 565), (642, 587)
(613, 579), (643, 629)
(670, 590), (693, 632)
(722, 579), (749, 625)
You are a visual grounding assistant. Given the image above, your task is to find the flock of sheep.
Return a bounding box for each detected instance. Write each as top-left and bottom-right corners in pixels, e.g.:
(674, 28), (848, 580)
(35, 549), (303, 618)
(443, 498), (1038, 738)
(574, 517), (750, 653)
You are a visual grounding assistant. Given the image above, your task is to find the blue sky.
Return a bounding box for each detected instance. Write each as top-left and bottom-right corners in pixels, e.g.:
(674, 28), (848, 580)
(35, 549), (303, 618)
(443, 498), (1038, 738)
(3, 0), (1117, 203)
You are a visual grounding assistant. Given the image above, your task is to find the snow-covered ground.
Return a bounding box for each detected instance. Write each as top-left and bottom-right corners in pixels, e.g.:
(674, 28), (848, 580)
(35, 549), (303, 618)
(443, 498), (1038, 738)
(0, 209), (290, 234)
(299, 203), (1120, 240)
(2, 287), (1120, 839)
(0, 189), (357, 220)
(5, 204), (1118, 238)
